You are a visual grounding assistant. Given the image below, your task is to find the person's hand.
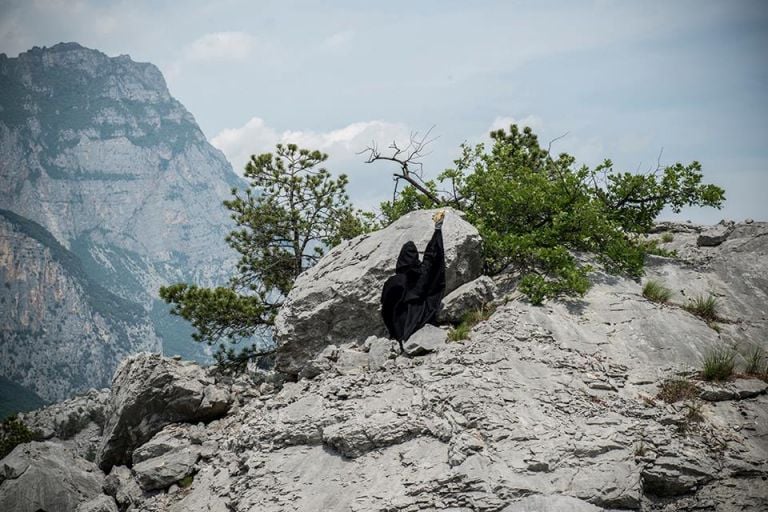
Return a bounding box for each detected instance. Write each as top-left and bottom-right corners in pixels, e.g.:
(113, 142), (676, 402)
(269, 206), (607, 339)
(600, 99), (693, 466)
(432, 210), (445, 229)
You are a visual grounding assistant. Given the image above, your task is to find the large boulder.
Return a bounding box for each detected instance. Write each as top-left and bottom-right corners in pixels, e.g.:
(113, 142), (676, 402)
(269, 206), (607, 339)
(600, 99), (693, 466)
(96, 353), (231, 471)
(274, 208), (482, 377)
(0, 441), (104, 512)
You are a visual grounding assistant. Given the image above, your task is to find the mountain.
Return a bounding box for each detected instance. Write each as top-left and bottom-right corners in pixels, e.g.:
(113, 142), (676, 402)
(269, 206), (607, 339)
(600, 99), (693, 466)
(0, 209), (158, 404)
(3, 218), (767, 511)
(0, 43), (247, 408)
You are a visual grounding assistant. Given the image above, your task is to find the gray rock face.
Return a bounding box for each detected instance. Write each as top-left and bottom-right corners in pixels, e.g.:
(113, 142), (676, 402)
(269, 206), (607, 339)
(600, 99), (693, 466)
(699, 378), (768, 401)
(103, 465), (143, 511)
(438, 275), (497, 323)
(274, 208), (482, 377)
(6, 220), (768, 512)
(697, 221), (735, 246)
(96, 353), (231, 471)
(133, 445), (199, 491)
(0, 441), (104, 512)
(403, 324), (448, 356)
(75, 495), (119, 512)
(0, 42), (245, 403)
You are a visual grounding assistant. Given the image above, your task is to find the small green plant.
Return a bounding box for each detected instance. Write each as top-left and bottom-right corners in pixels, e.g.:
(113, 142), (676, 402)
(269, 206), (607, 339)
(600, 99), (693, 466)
(643, 280), (673, 303)
(178, 475), (194, 488)
(447, 303), (496, 341)
(684, 294), (719, 322)
(0, 416), (43, 459)
(744, 345), (766, 376)
(634, 441), (646, 457)
(657, 378), (699, 403)
(661, 232), (674, 243)
(640, 239), (678, 258)
(701, 346), (735, 381)
(677, 401), (704, 435)
(447, 323), (471, 342)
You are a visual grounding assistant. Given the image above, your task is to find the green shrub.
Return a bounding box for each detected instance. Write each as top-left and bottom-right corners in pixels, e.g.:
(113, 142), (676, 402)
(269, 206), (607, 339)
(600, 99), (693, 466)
(661, 232), (674, 243)
(447, 323), (471, 342)
(701, 346), (735, 381)
(657, 378), (699, 403)
(178, 475), (194, 488)
(684, 294), (719, 322)
(643, 280), (672, 303)
(0, 416), (43, 459)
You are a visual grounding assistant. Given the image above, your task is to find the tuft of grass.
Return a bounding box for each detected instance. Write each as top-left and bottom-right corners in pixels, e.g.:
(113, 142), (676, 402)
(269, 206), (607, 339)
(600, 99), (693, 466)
(661, 232), (674, 243)
(178, 475), (194, 488)
(447, 323), (470, 342)
(683, 294), (719, 322)
(744, 345), (766, 376)
(657, 378), (699, 403)
(640, 238), (678, 258)
(634, 441), (646, 457)
(447, 303), (496, 342)
(643, 280), (673, 304)
(677, 401), (705, 435)
(701, 346), (735, 381)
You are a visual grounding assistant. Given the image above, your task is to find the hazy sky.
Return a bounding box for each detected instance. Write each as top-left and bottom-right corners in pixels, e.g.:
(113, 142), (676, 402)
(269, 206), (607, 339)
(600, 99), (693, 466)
(1, 0), (767, 222)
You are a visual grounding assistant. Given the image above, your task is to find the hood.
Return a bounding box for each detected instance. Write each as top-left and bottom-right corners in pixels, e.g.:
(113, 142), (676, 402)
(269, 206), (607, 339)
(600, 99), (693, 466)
(395, 241), (421, 274)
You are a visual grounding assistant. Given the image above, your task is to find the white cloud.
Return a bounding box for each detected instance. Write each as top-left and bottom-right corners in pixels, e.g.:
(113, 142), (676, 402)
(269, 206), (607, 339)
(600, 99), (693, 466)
(323, 30), (354, 49)
(488, 115), (544, 134)
(184, 31), (257, 61)
(211, 117), (416, 209)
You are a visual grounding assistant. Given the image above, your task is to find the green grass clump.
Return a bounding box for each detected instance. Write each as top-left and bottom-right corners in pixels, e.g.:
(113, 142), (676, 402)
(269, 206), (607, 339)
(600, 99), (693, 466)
(684, 294), (719, 322)
(0, 415), (43, 459)
(744, 346), (766, 376)
(447, 303), (496, 342)
(657, 378), (699, 403)
(661, 232), (674, 243)
(643, 280), (673, 304)
(178, 475), (194, 488)
(701, 346), (735, 381)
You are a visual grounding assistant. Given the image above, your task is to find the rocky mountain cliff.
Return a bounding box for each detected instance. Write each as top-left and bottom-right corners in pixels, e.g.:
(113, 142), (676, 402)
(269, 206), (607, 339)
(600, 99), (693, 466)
(1, 214), (766, 511)
(0, 209), (159, 403)
(0, 43), (247, 406)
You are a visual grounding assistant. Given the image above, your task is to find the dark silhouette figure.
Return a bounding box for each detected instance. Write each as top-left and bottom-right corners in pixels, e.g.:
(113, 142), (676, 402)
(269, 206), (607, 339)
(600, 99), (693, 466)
(381, 212), (446, 350)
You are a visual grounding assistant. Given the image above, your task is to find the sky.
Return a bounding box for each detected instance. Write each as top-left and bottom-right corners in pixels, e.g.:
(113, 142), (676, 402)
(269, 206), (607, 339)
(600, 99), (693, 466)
(1, 0), (767, 222)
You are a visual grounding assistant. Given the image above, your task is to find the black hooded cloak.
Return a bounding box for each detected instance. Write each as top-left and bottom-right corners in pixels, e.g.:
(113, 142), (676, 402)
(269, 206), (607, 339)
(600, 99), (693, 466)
(380, 228), (446, 345)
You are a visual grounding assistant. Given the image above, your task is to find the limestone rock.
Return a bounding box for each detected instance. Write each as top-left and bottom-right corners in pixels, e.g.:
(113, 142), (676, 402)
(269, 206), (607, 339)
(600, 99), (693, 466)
(403, 324), (448, 356)
(697, 221), (734, 246)
(501, 495), (603, 512)
(367, 337), (399, 370)
(133, 445), (200, 491)
(438, 275), (497, 323)
(76, 495), (119, 512)
(96, 353), (231, 471)
(699, 378), (768, 401)
(334, 349), (370, 376)
(274, 208), (482, 377)
(0, 441), (103, 512)
(103, 465), (143, 511)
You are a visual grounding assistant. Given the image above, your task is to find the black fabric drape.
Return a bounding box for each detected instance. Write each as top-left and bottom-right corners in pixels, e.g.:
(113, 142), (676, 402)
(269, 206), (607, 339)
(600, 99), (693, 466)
(381, 229), (446, 344)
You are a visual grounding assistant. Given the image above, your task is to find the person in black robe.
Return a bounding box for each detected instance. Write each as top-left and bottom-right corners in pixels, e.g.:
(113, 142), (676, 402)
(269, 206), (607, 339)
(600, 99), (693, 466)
(381, 211), (446, 351)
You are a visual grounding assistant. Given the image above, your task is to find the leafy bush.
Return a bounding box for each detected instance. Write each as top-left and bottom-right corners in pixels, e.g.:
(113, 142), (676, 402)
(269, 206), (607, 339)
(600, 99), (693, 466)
(379, 125), (724, 304)
(643, 280), (673, 303)
(0, 416), (43, 459)
(701, 346), (735, 381)
(684, 294), (719, 322)
(661, 232), (674, 243)
(657, 378), (699, 403)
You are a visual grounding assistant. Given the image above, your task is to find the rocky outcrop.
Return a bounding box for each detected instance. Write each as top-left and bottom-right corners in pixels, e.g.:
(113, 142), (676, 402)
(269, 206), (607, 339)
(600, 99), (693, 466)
(96, 353), (231, 471)
(0, 441), (104, 512)
(274, 208), (482, 377)
(1, 220), (767, 511)
(438, 275), (497, 323)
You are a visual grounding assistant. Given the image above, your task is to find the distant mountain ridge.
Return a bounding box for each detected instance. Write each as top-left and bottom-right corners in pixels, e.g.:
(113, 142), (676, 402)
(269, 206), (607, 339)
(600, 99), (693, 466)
(0, 42), (247, 410)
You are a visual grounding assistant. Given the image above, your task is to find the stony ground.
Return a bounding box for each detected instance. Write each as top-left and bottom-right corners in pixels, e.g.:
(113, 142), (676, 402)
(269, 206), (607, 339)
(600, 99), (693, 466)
(2, 221), (767, 512)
